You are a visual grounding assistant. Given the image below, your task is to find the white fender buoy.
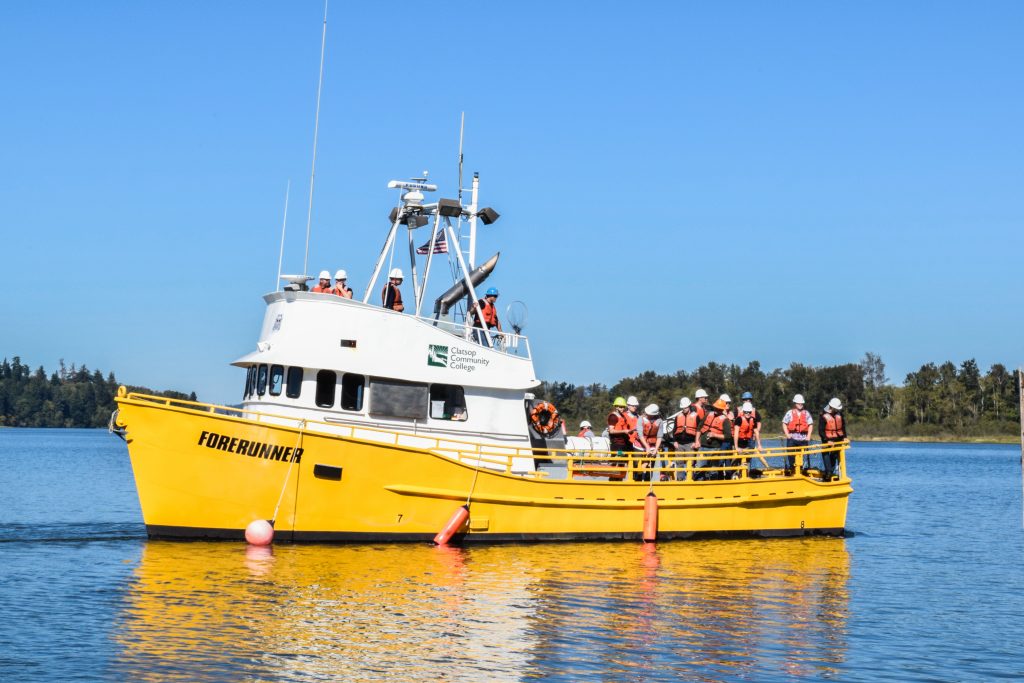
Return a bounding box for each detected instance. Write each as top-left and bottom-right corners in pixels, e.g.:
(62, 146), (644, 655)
(245, 519), (274, 546)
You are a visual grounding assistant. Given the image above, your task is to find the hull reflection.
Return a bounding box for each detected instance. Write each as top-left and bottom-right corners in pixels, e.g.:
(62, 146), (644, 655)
(112, 539), (849, 681)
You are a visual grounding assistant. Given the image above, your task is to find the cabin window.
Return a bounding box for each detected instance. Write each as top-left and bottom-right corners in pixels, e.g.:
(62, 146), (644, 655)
(429, 384), (468, 421)
(286, 367), (303, 399)
(341, 373), (365, 411)
(256, 364), (268, 396)
(315, 370), (336, 408)
(269, 365), (284, 396)
(244, 366), (255, 398)
(369, 378), (428, 419)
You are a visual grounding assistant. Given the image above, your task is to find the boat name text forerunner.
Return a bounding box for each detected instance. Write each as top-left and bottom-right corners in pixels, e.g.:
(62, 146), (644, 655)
(198, 430), (303, 463)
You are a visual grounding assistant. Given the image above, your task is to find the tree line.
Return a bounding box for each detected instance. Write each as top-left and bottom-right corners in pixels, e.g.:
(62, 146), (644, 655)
(0, 356), (195, 428)
(541, 353), (1022, 440)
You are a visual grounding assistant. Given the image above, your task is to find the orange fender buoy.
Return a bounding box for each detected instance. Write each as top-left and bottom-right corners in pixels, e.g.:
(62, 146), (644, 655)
(642, 492), (659, 543)
(434, 504), (470, 545)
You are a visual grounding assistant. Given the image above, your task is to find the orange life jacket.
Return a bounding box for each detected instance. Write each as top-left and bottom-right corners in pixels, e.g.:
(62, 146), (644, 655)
(639, 417), (660, 447)
(700, 413), (726, 440)
(474, 299), (498, 327)
(382, 283), (403, 310)
(607, 410), (630, 445)
(787, 409), (809, 435)
(332, 284), (352, 298)
(675, 410), (700, 436)
(624, 411), (640, 446)
(578, 428), (591, 438)
(312, 284), (332, 293)
(694, 404), (706, 422)
(823, 412), (845, 439)
(736, 414), (756, 440)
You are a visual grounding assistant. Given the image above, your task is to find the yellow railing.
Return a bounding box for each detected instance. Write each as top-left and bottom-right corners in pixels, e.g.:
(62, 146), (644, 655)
(118, 389), (849, 483)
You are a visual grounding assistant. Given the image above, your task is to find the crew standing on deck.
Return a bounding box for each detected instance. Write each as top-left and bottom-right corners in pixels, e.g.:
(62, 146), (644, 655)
(735, 401), (762, 451)
(382, 268), (405, 312)
(693, 389), (709, 421)
(670, 397), (700, 480)
(332, 269), (353, 298)
(635, 404), (662, 481)
(819, 397), (847, 480)
(470, 287), (502, 345)
(782, 394), (813, 475)
(695, 399), (733, 479)
(312, 270), (333, 293)
(624, 396), (642, 451)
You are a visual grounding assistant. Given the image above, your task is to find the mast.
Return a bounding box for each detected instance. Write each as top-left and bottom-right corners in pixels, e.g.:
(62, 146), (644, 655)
(275, 180), (290, 291)
(302, 0), (329, 277)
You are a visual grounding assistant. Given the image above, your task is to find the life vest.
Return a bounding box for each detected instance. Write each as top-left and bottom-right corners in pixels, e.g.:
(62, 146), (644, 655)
(823, 412), (845, 439)
(694, 404), (706, 422)
(736, 414), (756, 440)
(332, 285), (352, 299)
(700, 413), (726, 440)
(675, 410), (700, 436)
(578, 428), (591, 438)
(639, 417), (660, 447)
(787, 409), (809, 435)
(607, 410), (630, 445)
(624, 411), (640, 446)
(312, 284), (331, 293)
(382, 283), (403, 310)
(473, 299), (498, 327)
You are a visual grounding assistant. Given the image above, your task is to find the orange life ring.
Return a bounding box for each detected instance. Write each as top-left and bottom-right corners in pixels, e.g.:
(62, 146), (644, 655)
(530, 401), (561, 436)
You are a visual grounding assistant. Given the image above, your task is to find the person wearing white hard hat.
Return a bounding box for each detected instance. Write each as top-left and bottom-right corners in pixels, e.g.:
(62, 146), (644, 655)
(312, 270), (333, 293)
(623, 396), (642, 451)
(634, 404), (662, 481)
(578, 420), (594, 439)
(718, 393), (735, 422)
(782, 394), (813, 475)
(735, 401), (769, 477)
(818, 397), (847, 479)
(382, 268), (405, 312)
(693, 389), (709, 421)
(666, 397), (699, 480)
(331, 269), (353, 299)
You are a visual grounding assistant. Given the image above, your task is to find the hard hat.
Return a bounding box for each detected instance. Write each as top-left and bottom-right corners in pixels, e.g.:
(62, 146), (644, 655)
(741, 401), (754, 413)
(694, 389), (708, 399)
(719, 393), (731, 403)
(627, 396), (639, 407)
(712, 399), (727, 411)
(389, 268), (404, 280)
(793, 394), (805, 404)
(318, 270), (331, 279)
(580, 420), (592, 428)
(741, 391), (753, 400)
(644, 404), (659, 416)
(613, 396), (627, 407)
(829, 397), (843, 410)
(334, 269), (347, 280)
(485, 287), (499, 297)
(679, 397), (691, 409)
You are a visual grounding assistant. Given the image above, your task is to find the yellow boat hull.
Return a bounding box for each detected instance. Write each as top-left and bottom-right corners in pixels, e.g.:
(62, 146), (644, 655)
(114, 393), (852, 542)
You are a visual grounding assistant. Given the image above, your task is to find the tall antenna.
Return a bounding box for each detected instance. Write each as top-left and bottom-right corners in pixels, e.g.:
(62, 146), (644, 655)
(457, 112), (465, 203)
(275, 180), (291, 290)
(302, 0), (329, 277)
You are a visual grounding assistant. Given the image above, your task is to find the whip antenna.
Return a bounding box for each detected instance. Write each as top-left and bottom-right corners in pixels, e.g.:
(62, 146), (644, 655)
(275, 180), (291, 290)
(457, 112), (465, 203)
(302, 0), (329, 277)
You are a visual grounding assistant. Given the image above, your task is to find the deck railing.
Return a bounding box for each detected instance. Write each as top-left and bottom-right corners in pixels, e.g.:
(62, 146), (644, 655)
(118, 390), (848, 483)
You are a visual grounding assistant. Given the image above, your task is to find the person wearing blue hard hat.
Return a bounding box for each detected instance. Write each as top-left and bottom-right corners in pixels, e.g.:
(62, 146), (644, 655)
(470, 286), (502, 345)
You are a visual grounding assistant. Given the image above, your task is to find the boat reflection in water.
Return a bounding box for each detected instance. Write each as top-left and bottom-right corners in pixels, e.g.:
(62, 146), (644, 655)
(111, 539), (849, 681)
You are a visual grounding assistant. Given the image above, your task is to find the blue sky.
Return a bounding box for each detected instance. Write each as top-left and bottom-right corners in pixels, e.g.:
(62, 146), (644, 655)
(3, 2), (1022, 404)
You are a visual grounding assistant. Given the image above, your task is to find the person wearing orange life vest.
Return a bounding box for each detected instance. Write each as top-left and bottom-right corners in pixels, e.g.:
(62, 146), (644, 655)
(311, 270), (333, 293)
(818, 397), (847, 479)
(692, 389), (709, 422)
(606, 396), (635, 454)
(578, 420), (594, 439)
(381, 268), (405, 312)
(633, 404), (663, 481)
(331, 269), (353, 298)
(623, 396), (642, 450)
(782, 394), (813, 475)
(470, 287), (502, 345)
(695, 399), (733, 480)
(735, 401), (763, 451)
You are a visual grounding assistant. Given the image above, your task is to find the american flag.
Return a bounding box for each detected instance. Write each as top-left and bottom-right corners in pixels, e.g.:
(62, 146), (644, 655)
(416, 228), (448, 255)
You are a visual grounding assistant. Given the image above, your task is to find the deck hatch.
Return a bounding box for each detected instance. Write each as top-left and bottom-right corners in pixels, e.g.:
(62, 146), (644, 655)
(314, 464), (343, 481)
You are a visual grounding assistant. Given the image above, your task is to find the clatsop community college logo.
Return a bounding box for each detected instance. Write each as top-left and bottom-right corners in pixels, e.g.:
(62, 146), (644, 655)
(427, 344), (449, 367)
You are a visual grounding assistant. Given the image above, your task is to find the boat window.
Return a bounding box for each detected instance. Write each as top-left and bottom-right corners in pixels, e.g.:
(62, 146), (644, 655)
(341, 373), (364, 411)
(315, 370), (336, 408)
(369, 378), (428, 419)
(286, 367), (303, 399)
(429, 384), (468, 421)
(244, 366), (255, 399)
(269, 365), (284, 396)
(256, 364), (268, 396)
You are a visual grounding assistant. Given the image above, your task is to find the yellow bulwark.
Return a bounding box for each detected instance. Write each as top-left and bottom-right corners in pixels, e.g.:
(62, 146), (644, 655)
(113, 389), (853, 543)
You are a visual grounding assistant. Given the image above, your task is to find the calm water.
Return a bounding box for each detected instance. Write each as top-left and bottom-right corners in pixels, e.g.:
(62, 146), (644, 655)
(1, 430), (1022, 682)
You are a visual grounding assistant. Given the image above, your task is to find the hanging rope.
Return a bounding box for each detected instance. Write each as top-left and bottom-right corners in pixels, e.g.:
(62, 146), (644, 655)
(272, 419), (306, 525)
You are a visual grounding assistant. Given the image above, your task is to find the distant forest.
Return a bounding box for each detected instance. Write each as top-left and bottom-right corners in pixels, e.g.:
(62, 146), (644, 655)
(542, 353), (1023, 440)
(0, 357), (195, 428)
